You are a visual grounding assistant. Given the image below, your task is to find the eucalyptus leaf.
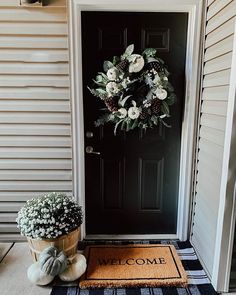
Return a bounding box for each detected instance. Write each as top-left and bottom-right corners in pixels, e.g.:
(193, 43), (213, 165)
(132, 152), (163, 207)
(121, 120), (127, 130)
(131, 119), (139, 129)
(124, 44), (134, 56)
(113, 56), (120, 65)
(96, 75), (103, 83)
(159, 118), (171, 128)
(126, 119), (133, 132)
(163, 68), (170, 76)
(161, 101), (170, 116)
(92, 79), (105, 87)
(151, 115), (158, 125)
(87, 87), (101, 98)
(118, 95), (132, 107)
(146, 90), (153, 100)
(166, 82), (174, 92)
(103, 60), (114, 72)
(98, 72), (109, 82)
(114, 120), (123, 135)
(157, 58), (165, 64)
(95, 113), (110, 127)
(166, 93), (176, 105)
(142, 47), (157, 57)
(127, 55), (136, 63)
(147, 57), (158, 63)
(96, 88), (107, 95)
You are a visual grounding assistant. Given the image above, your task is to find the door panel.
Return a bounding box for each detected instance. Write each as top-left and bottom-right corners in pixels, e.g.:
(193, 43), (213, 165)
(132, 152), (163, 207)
(81, 12), (188, 235)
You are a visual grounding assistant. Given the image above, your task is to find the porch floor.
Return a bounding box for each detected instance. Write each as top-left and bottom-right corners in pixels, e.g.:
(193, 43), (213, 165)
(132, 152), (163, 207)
(0, 241), (218, 295)
(0, 243), (51, 295)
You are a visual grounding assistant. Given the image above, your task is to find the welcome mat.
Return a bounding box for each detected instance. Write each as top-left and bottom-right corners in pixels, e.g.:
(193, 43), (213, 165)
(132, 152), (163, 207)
(79, 244), (187, 289)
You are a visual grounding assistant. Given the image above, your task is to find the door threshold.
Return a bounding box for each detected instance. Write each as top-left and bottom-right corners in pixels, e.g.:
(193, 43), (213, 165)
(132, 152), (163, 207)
(85, 234), (178, 240)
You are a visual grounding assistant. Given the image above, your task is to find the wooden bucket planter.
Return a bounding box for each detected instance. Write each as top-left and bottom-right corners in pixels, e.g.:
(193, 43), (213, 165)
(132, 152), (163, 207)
(27, 227), (80, 262)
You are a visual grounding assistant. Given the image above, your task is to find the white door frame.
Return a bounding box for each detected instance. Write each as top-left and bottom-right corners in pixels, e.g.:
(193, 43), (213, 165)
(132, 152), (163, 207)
(68, 0), (203, 241)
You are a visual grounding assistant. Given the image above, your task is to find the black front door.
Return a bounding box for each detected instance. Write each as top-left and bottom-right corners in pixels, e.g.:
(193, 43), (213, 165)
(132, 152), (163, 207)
(81, 12), (188, 235)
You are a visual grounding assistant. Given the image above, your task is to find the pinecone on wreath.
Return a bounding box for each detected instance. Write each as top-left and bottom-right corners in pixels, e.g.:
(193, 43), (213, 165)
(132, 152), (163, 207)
(140, 109), (150, 120)
(116, 59), (129, 72)
(104, 98), (118, 112)
(151, 99), (161, 114)
(146, 61), (163, 72)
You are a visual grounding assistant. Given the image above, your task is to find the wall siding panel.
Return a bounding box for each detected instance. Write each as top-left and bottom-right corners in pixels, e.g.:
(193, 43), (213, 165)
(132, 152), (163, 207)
(207, 0), (233, 20)
(0, 7), (67, 22)
(0, 2), (71, 240)
(205, 17), (235, 48)
(0, 49), (69, 62)
(204, 35), (234, 61)
(206, 1), (236, 34)
(191, 0), (236, 280)
(0, 36), (68, 49)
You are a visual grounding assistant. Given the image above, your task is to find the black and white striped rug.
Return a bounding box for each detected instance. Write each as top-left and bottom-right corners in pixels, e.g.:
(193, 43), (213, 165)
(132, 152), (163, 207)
(50, 240), (218, 295)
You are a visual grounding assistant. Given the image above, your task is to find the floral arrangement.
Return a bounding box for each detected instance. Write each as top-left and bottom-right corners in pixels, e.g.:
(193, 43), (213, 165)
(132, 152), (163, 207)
(88, 44), (176, 134)
(16, 192), (83, 240)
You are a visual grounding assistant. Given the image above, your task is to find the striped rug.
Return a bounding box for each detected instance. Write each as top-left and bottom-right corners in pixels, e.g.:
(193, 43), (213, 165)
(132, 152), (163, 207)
(50, 240), (218, 295)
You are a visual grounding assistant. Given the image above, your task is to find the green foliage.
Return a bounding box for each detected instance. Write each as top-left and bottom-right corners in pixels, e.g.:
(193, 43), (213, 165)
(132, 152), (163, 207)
(103, 60), (114, 72)
(142, 47), (157, 57)
(113, 55), (120, 65)
(122, 44), (134, 58)
(161, 101), (170, 116)
(118, 95), (132, 107)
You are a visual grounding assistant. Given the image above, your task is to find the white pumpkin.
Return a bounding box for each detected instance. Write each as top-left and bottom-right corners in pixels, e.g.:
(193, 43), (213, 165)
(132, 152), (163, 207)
(27, 262), (55, 285)
(59, 254), (87, 281)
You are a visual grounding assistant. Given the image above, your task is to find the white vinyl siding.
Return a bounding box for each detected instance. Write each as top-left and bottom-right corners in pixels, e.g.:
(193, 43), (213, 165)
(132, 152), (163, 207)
(191, 0), (236, 278)
(0, 0), (71, 241)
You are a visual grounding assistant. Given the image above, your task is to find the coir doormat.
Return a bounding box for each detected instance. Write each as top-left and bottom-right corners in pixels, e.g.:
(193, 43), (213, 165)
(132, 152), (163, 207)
(79, 244), (187, 288)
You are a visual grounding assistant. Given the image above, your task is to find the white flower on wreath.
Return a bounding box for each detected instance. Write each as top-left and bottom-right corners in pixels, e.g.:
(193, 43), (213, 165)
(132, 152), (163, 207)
(128, 107), (140, 119)
(155, 87), (168, 100)
(106, 81), (120, 96)
(107, 67), (119, 81)
(117, 108), (127, 119)
(128, 101), (140, 119)
(128, 54), (145, 73)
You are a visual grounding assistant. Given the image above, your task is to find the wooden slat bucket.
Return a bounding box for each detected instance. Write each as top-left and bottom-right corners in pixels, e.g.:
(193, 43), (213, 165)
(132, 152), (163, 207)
(27, 227), (80, 262)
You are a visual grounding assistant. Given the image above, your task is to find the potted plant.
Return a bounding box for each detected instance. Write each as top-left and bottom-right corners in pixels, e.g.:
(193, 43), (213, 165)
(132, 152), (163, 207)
(16, 192), (83, 261)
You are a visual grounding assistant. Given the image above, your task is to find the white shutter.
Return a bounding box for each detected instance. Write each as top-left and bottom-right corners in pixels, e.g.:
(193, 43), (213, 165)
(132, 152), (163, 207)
(0, 1), (72, 241)
(191, 1), (236, 291)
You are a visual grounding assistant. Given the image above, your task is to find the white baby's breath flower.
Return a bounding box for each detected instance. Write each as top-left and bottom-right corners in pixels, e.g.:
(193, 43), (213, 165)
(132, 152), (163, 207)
(121, 77), (131, 89)
(117, 108), (127, 119)
(16, 192), (83, 239)
(128, 54), (145, 73)
(144, 102), (151, 108)
(128, 106), (140, 119)
(155, 87), (168, 100)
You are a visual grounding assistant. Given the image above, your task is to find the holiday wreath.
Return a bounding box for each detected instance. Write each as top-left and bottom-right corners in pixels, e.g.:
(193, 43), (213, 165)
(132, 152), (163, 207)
(88, 44), (176, 134)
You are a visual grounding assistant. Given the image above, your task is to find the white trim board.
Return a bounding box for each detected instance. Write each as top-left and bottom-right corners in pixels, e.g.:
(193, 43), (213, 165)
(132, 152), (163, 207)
(85, 234), (177, 240)
(68, 0), (203, 241)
